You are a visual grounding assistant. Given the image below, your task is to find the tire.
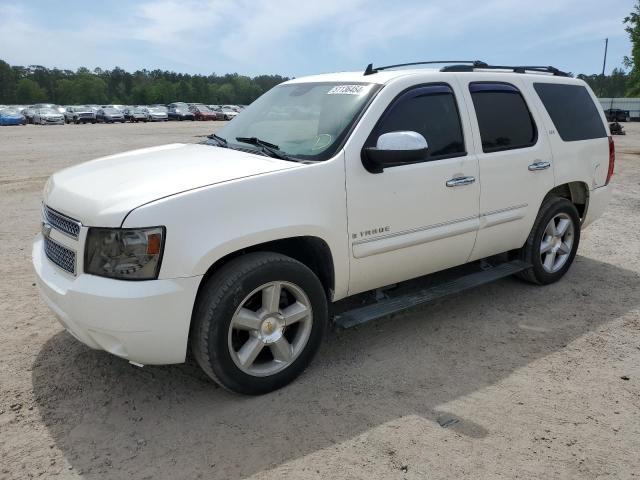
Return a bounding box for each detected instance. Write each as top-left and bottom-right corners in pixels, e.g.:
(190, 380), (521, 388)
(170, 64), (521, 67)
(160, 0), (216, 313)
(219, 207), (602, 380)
(515, 197), (580, 285)
(192, 252), (328, 395)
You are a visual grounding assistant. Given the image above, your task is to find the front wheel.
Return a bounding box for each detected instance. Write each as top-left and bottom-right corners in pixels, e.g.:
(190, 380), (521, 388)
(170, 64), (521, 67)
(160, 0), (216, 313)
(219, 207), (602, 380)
(516, 197), (580, 285)
(192, 252), (327, 395)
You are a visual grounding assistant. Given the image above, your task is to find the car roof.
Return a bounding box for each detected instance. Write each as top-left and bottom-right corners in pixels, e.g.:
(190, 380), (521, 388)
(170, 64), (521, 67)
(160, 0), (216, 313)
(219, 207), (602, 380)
(284, 68), (585, 86)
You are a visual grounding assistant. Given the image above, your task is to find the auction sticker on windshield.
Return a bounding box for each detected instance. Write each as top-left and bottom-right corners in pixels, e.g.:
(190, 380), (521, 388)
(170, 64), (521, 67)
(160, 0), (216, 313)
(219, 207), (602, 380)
(327, 85), (371, 95)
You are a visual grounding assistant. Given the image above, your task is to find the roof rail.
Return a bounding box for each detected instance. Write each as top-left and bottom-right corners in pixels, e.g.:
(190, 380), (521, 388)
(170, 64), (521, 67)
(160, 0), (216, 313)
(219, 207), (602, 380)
(440, 64), (570, 77)
(363, 60), (487, 76)
(362, 61), (570, 77)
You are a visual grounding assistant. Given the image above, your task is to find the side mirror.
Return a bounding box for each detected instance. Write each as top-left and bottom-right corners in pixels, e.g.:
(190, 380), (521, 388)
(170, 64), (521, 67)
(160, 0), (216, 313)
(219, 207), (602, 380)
(362, 131), (429, 173)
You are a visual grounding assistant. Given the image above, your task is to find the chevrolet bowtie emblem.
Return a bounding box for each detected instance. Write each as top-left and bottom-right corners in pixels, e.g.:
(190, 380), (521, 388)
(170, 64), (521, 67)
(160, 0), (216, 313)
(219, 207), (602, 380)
(42, 222), (52, 238)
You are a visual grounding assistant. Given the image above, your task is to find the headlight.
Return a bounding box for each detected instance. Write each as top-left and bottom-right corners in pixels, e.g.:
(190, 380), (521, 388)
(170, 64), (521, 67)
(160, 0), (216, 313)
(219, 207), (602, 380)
(84, 227), (165, 280)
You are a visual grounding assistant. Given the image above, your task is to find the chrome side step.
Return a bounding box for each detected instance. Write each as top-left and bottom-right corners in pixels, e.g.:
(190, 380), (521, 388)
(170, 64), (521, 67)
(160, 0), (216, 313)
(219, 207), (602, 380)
(333, 259), (530, 329)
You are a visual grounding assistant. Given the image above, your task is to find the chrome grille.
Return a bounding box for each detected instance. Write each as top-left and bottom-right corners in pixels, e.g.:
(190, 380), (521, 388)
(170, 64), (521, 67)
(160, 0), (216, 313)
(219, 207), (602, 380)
(44, 236), (76, 275)
(44, 206), (81, 238)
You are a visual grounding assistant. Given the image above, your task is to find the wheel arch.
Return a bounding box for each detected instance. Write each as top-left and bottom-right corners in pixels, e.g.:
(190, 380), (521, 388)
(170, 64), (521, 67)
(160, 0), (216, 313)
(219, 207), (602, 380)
(195, 235), (336, 303)
(544, 181), (590, 221)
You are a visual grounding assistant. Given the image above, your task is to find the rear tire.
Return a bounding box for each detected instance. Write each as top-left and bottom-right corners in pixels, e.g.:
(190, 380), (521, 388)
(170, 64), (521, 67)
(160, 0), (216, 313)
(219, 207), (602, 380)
(192, 252), (327, 395)
(515, 197), (580, 285)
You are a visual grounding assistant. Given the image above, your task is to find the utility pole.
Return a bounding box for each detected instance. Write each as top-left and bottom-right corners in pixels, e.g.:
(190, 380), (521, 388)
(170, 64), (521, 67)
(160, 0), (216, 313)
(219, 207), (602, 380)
(602, 38), (608, 76)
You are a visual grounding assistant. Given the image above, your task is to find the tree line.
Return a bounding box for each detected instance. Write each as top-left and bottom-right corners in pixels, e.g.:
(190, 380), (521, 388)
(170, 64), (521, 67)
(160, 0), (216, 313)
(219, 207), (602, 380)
(0, 59), (288, 106)
(0, 57), (638, 106)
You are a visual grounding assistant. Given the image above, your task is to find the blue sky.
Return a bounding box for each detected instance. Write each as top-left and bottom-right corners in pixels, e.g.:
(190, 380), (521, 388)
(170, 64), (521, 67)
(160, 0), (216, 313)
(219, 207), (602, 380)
(0, 0), (634, 77)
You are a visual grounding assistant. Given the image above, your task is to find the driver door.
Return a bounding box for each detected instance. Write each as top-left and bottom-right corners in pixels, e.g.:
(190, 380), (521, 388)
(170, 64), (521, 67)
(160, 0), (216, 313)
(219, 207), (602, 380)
(344, 80), (481, 295)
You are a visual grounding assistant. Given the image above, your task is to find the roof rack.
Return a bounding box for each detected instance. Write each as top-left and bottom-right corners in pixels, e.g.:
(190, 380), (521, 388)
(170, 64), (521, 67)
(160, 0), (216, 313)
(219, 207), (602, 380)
(440, 64), (569, 76)
(363, 61), (569, 77)
(363, 60), (487, 76)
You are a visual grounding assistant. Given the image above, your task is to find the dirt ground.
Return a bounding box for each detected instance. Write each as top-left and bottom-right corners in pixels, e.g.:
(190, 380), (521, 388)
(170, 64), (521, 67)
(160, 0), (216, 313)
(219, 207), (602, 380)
(0, 121), (639, 480)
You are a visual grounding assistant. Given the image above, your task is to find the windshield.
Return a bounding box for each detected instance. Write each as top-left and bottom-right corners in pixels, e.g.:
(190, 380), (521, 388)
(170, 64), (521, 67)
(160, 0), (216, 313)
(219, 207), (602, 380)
(40, 108), (58, 114)
(1, 109), (21, 115)
(149, 107), (167, 113)
(103, 108), (120, 114)
(195, 105), (212, 112)
(214, 82), (379, 161)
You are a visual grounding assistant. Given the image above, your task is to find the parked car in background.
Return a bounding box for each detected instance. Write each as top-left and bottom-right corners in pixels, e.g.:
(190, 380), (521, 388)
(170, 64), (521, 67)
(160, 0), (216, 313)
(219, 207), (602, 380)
(0, 108), (27, 126)
(64, 105), (97, 124)
(32, 107), (65, 125)
(189, 104), (219, 120)
(220, 106), (239, 120)
(168, 105), (195, 121)
(32, 103), (56, 110)
(209, 105), (225, 119)
(20, 107), (37, 124)
(102, 104), (126, 112)
(604, 108), (630, 122)
(145, 106), (169, 122)
(124, 106), (149, 123)
(96, 107), (125, 123)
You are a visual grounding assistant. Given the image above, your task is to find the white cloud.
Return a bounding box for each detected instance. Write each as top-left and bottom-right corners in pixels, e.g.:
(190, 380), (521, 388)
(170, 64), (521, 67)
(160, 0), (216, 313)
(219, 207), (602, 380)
(0, 0), (631, 75)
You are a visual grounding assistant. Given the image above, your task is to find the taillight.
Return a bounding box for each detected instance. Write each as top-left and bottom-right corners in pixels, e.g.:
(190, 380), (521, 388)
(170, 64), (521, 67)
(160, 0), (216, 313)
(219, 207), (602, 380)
(606, 136), (615, 186)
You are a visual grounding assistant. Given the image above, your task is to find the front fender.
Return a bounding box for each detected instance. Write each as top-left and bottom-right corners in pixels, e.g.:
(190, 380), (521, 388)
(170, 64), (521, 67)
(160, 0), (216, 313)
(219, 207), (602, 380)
(122, 156), (350, 299)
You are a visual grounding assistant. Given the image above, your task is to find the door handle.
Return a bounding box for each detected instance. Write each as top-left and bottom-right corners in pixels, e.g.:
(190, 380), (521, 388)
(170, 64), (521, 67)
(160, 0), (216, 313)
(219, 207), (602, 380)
(446, 176), (476, 187)
(528, 161), (551, 171)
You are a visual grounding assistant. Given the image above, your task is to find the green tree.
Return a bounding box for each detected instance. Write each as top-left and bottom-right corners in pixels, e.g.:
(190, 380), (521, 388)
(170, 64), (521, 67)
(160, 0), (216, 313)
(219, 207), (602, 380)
(624, 1), (640, 95)
(578, 68), (629, 97)
(0, 60), (16, 103)
(1, 58), (288, 105)
(218, 83), (236, 104)
(15, 78), (46, 103)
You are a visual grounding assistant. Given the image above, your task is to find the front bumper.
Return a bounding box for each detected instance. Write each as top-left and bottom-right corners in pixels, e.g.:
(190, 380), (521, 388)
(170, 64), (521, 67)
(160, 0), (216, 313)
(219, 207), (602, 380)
(33, 234), (202, 365)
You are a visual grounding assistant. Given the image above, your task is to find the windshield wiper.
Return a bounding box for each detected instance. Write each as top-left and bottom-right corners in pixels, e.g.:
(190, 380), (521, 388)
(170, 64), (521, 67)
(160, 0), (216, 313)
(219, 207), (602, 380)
(207, 133), (228, 147)
(235, 136), (296, 162)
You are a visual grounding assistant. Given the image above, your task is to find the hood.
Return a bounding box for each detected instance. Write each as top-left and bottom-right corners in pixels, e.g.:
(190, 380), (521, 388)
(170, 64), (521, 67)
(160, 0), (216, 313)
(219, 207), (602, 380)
(44, 143), (298, 227)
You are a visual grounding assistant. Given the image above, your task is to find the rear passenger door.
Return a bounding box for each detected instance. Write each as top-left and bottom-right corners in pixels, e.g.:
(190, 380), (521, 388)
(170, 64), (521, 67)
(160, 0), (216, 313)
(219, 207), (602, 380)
(458, 77), (555, 261)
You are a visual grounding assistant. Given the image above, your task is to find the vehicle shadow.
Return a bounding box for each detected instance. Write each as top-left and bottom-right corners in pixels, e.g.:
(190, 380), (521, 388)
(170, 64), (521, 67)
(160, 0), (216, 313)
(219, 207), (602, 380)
(32, 255), (640, 479)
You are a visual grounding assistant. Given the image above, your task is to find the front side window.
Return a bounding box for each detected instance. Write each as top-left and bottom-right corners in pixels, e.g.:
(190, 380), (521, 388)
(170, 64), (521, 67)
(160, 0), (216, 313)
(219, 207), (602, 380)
(212, 82), (380, 161)
(470, 82), (537, 153)
(367, 84), (466, 160)
(533, 83), (606, 142)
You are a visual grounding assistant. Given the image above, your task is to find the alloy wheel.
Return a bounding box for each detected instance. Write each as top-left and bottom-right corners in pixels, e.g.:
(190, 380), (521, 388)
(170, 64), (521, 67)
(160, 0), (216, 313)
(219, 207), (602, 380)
(227, 281), (313, 377)
(540, 212), (575, 273)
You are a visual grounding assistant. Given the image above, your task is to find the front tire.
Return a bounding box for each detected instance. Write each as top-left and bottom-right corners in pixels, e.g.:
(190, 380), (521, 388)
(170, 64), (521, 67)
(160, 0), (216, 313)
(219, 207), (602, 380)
(516, 197), (580, 285)
(192, 252), (327, 395)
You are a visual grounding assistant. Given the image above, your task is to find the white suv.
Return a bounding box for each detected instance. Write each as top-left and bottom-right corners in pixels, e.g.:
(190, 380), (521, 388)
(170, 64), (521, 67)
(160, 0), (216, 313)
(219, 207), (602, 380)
(33, 61), (614, 394)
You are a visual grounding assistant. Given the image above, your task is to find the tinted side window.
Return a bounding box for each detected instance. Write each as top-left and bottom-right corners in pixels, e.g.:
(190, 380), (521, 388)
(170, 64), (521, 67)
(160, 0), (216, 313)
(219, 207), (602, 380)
(470, 83), (537, 153)
(371, 84), (465, 160)
(533, 83), (606, 141)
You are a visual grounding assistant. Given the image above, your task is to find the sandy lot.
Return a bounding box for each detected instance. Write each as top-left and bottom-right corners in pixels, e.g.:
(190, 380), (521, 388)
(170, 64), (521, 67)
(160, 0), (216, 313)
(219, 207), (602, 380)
(1, 121), (639, 479)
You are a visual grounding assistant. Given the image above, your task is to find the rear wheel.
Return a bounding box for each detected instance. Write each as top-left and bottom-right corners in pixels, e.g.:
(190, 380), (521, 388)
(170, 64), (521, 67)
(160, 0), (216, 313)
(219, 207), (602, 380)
(192, 252), (327, 395)
(516, 197), (580, 285)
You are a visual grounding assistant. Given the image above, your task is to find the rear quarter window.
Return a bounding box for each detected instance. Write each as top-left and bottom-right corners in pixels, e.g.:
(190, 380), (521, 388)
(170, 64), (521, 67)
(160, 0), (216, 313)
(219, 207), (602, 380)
(533, 83), (606, 142)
